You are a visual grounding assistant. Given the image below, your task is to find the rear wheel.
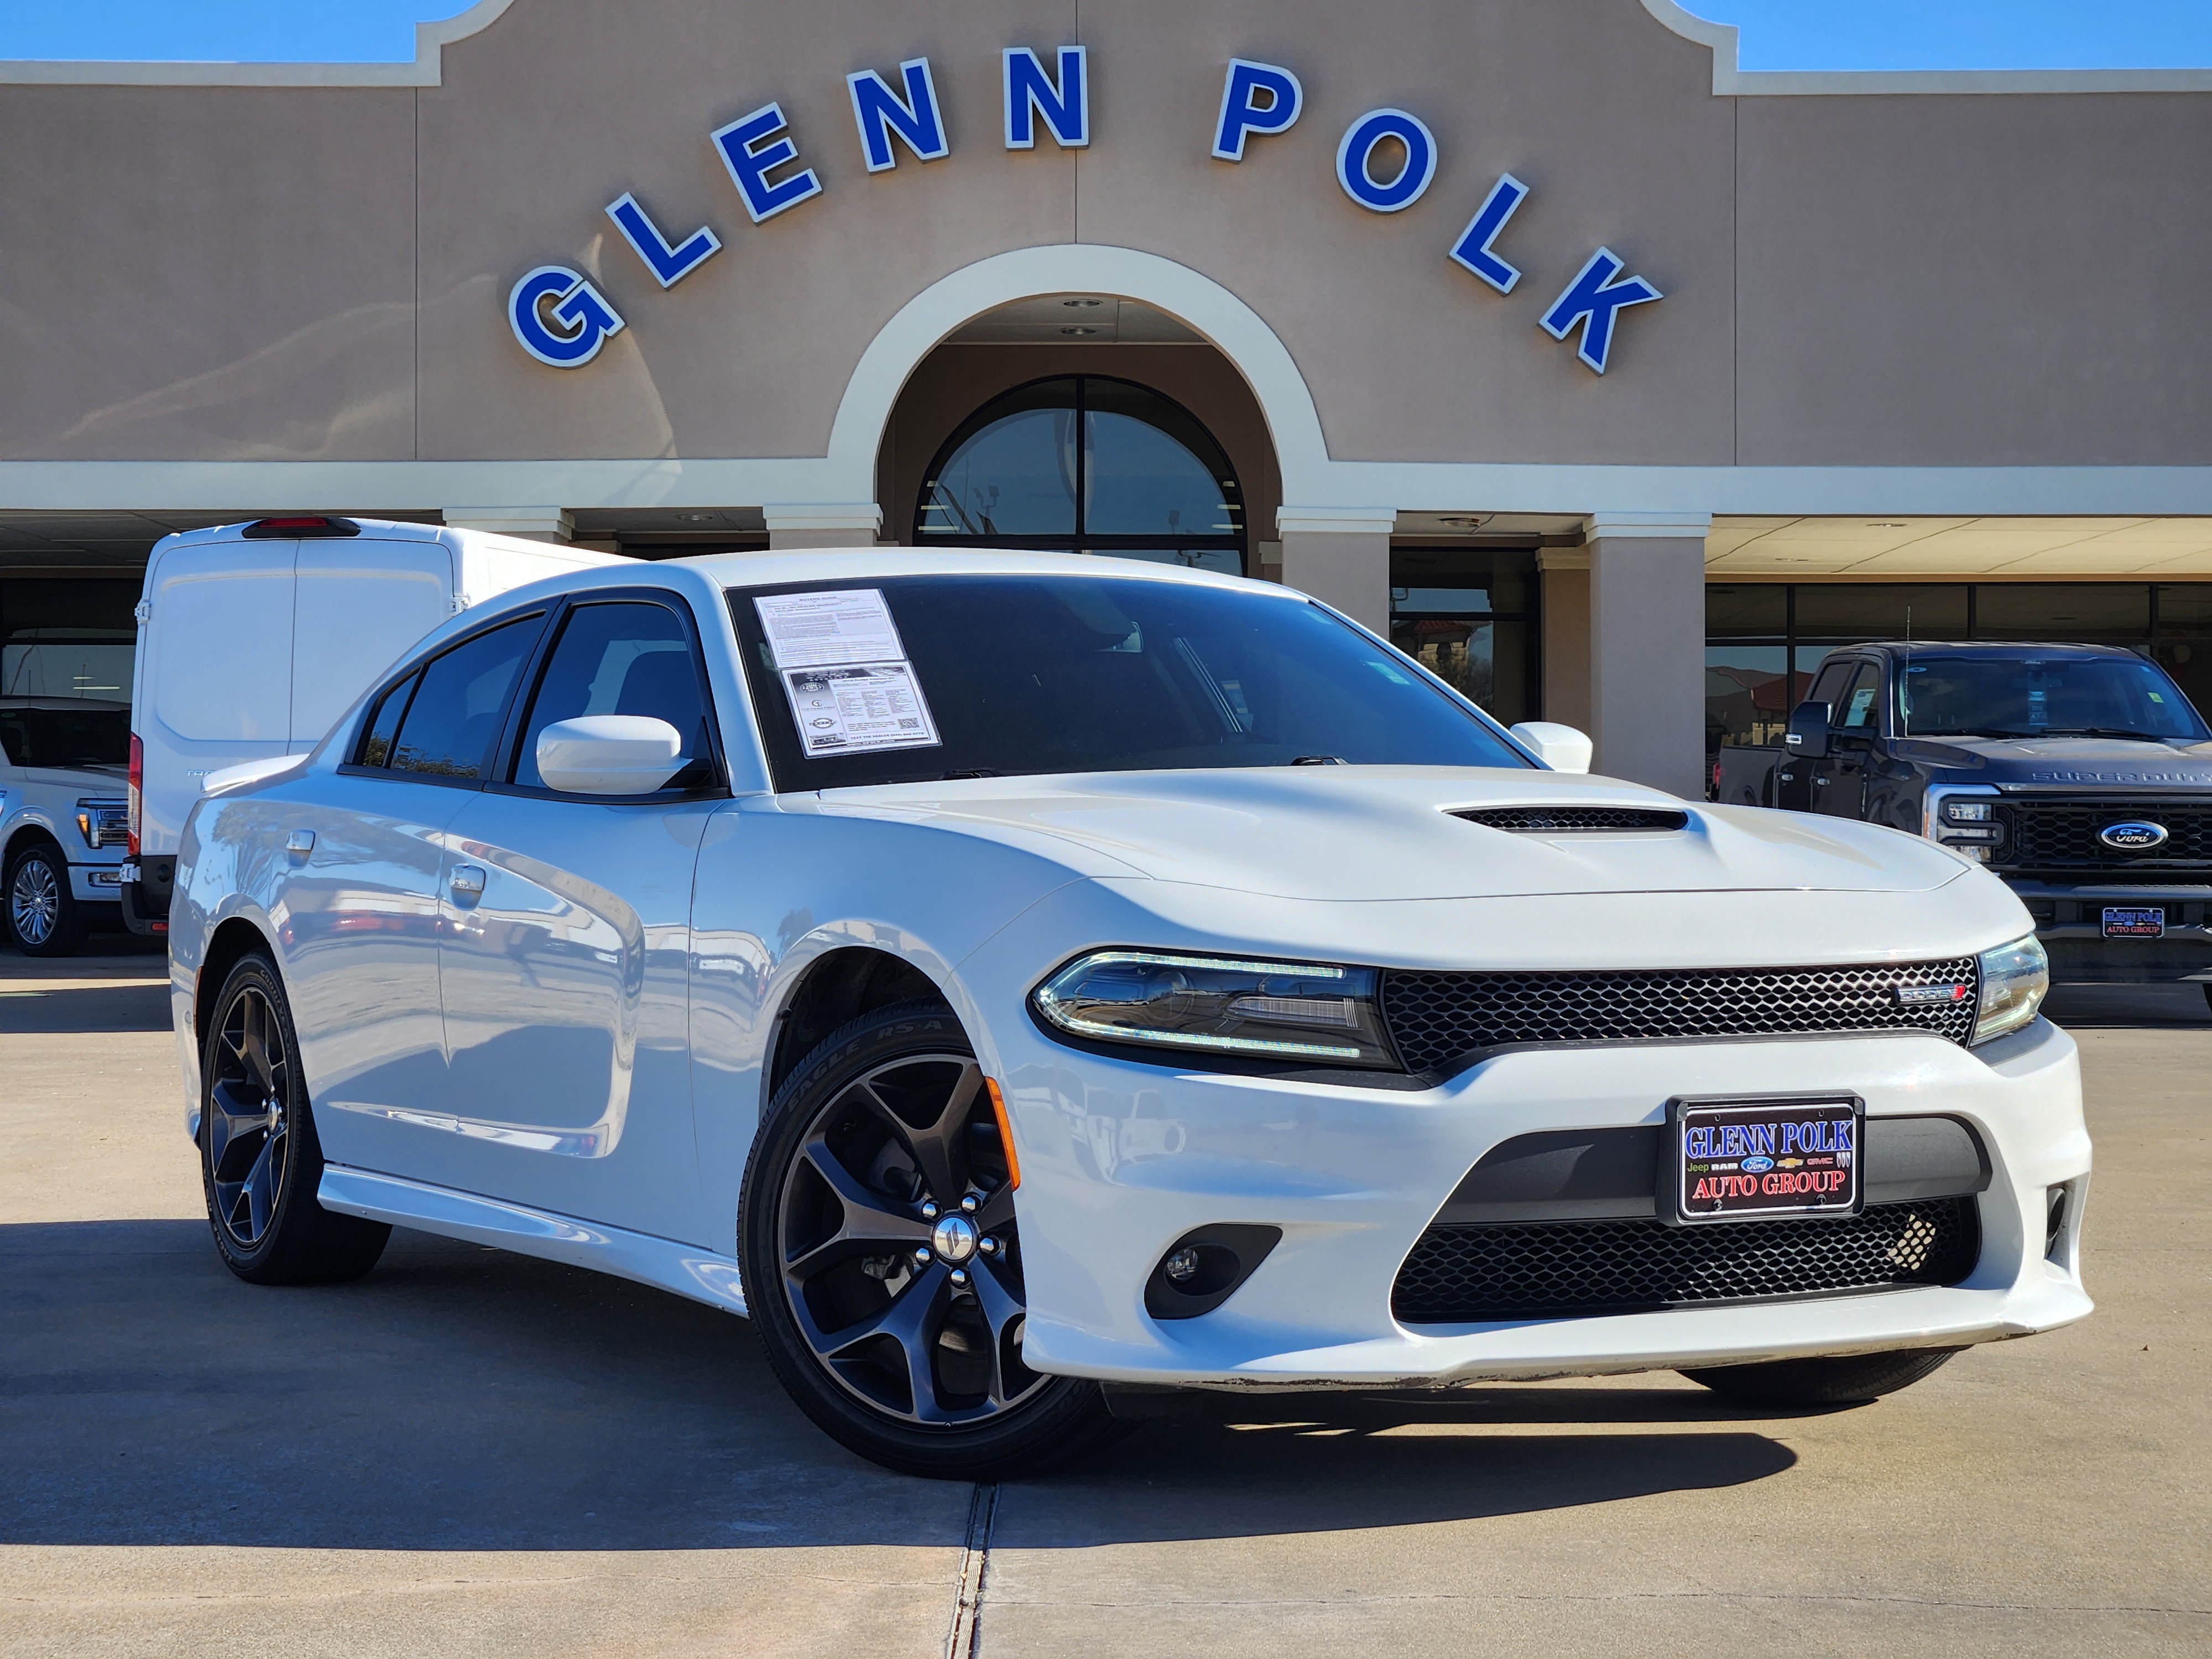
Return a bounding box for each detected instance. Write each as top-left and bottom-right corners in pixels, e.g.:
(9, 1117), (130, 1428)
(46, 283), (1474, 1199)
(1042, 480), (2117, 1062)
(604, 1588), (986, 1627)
(6, 841), (83, 957)
(199, 953), (390, 1285)
(739, 1000), (1127, 1479)
(1680, 1347), (1964, 1406)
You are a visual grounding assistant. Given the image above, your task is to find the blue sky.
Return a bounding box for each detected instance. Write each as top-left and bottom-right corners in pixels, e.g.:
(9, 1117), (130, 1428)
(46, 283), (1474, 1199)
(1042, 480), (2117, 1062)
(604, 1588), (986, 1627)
(2, 1), (2210, 69)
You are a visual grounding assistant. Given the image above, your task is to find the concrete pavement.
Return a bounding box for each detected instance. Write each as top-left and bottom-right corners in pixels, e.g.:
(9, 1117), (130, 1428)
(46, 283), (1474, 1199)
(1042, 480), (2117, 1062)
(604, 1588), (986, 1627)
(2, 952), (2205, 1656)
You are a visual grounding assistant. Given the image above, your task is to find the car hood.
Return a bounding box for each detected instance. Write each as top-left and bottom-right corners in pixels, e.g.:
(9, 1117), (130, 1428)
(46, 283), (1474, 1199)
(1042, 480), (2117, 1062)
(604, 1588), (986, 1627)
(814, 766), (1971, 901)
(1896, 734), (2212, 787)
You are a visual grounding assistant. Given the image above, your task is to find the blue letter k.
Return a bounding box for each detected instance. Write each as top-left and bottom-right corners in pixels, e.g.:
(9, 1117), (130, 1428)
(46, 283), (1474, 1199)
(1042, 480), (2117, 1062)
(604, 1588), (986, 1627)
(1540, 248), (1662, 374)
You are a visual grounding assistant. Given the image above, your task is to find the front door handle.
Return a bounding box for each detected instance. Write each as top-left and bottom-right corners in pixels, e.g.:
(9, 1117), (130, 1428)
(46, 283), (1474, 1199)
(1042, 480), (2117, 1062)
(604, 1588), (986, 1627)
(449, 864), (487, 899)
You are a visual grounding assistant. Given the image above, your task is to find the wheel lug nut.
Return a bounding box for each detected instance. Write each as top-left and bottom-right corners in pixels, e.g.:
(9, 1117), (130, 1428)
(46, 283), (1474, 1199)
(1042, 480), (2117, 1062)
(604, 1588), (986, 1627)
(979, 1237), (998, 1255)
(960, 1195), (978, 1214)
(920, 1201), (938, 1220)
(912, 1247), (932, 1266)
(949, 1268), (969, 1287)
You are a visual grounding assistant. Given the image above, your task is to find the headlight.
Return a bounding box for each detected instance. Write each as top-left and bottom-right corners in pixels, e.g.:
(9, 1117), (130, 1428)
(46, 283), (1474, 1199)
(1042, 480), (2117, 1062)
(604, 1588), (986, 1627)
(1973, 934), (2049, 1045)
(1032, 951), (1399, 1069)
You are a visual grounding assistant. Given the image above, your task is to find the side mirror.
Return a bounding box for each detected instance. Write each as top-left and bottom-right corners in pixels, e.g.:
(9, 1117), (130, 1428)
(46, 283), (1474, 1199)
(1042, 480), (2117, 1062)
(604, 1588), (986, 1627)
(535, 716), (685, 796)
(1509, 721), (1593, 773)
(1784, 700), (1832, 759)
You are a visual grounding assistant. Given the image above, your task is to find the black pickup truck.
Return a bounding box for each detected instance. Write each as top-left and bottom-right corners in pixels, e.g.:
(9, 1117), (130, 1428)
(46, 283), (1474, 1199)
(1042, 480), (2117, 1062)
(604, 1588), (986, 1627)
(1713, 640), (2212, 1003)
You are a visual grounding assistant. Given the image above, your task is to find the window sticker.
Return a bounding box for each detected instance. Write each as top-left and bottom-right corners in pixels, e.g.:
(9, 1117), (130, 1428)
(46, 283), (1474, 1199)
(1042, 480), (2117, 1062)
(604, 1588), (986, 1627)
(1844, 685), (1878, 727)
(755, 589), (941, 755)
(754, 588), (907, 670)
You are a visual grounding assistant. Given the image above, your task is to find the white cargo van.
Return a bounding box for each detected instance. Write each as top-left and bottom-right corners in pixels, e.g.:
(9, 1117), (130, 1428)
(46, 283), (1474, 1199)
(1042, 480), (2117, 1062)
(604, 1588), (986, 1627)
(123, 516), (626, 933)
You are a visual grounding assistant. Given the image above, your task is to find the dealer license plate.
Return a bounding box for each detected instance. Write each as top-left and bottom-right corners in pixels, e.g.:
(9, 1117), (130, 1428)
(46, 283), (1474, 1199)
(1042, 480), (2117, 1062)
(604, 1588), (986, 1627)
(2103, 906), (2164, 939)
(1670, 1097), (1862, 1224)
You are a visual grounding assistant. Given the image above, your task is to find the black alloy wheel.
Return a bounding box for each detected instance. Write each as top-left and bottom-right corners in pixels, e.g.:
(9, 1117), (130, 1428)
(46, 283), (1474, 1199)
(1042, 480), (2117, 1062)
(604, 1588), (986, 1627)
(6, 841), (82, 957)
(740, 1000), (1126, 1479)
(199, 953), (389, 1285)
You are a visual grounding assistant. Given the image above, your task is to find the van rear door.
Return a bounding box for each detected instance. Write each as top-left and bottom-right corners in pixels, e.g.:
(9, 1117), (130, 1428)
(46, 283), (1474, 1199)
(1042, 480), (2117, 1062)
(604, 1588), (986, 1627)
(139, 536), (296, 855)
(290, 538), (456, 748)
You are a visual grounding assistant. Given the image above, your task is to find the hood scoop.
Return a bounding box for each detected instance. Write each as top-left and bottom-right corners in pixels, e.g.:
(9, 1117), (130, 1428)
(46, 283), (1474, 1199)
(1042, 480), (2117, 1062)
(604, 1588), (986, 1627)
(1455, 805), (1690, 833)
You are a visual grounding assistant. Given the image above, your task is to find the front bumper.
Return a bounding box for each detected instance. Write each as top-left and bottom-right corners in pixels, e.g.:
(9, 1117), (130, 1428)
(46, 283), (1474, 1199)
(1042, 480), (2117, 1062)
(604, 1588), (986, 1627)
(2007, 878), (2212, 983)
(995, 1018), (2090, 1389)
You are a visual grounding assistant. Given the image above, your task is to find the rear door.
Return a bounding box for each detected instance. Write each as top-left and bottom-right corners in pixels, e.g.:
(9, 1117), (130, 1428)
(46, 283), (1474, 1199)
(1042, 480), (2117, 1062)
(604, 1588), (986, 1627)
(138, 536), (295, 854)
(285, 610), (547, 1175)
(431, 593), (725, 1243)
(290, 538), (456, 750)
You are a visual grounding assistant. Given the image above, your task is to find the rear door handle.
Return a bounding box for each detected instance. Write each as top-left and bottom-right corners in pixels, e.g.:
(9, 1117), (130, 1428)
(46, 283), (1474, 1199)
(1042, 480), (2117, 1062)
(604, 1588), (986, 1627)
(449, 864), (487, 899)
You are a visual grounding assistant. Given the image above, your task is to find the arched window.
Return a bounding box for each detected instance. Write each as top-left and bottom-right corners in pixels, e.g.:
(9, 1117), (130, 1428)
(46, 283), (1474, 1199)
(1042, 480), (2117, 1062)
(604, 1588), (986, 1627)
(915, 376), (1244, 575)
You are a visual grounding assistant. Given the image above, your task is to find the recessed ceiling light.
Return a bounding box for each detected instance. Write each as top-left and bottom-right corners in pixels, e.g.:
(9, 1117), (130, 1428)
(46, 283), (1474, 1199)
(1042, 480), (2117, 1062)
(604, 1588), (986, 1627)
(1061, 326), (1099, 336)
(681, 512), (717, 523)
(1439, 514), (1494, 529)
(1062, 298), (1103, 307)
(1866, 521), (1908, 529)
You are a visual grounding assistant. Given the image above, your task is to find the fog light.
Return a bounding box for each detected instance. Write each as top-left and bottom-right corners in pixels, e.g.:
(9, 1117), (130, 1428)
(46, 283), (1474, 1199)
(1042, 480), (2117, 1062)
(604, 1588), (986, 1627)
(1162, 1246), (1201, 1284)
(1144, 1225), (1284, 1321)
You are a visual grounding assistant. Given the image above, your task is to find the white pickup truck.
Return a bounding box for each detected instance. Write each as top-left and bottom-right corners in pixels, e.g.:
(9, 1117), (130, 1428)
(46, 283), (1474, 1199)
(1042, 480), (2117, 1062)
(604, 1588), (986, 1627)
(1, 696), (132, 954)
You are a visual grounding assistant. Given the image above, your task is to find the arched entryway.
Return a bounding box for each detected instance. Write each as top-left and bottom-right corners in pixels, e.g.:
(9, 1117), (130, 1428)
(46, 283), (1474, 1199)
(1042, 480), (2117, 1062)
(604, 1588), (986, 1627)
(874, 291), (1282, 582)
(913, 375), (1245, 575)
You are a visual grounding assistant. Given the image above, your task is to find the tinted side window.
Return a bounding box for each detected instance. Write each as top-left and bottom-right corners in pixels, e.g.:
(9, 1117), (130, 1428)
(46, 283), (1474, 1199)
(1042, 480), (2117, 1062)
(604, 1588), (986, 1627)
(513, 601), (714, 791)
(356, 672), (417, 768)
(1805, 662), (1853, 712)
(1837, 665), (1883, 731)
(389, 616), (541, 780)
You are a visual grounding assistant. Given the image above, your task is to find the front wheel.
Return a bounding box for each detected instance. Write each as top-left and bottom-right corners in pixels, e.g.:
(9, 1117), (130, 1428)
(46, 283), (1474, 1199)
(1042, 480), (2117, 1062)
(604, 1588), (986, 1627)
(199, 952), (390, 1285)
(1680, 1347), (1965, 1406)
(739, 1000), (1127, 1479)
(6, 841), (83, 957)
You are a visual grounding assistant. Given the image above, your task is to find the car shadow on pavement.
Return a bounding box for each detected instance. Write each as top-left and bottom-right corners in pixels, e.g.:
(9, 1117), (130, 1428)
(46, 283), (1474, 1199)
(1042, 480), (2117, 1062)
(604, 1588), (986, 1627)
(0, 978), (170, 1034)
(0, 1218), (1796, 1552)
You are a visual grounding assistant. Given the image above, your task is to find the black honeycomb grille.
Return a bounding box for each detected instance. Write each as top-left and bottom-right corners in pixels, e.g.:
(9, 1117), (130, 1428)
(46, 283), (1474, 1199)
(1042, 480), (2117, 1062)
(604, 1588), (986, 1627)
(1382, 958), (1979, 1072)
(1391, 1199), (1979, 1322)
(1997, 799), (2212, 870)
(1456, 806), (1689, 833)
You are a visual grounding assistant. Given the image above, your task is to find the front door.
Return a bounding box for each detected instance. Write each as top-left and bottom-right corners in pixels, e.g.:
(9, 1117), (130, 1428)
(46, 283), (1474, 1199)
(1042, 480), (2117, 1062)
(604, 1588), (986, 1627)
(433, 596), (725, 1245)
(1817, 662), (1883, 818)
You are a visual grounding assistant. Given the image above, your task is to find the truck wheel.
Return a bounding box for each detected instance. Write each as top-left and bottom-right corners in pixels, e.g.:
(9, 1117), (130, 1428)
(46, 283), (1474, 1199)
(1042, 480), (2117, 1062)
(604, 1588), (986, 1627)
(6, 840), (84, 957)
(1679, 1347), (1964, 1406)
(200, 952), (390, 1285)
(739, 1000), (1130, 1479)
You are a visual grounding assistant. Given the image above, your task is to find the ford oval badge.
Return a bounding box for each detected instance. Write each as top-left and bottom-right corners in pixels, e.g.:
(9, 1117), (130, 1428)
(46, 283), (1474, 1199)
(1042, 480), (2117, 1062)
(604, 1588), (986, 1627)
(2099, 821), (2169, 851)
(1740, 1155), (1775, 1173)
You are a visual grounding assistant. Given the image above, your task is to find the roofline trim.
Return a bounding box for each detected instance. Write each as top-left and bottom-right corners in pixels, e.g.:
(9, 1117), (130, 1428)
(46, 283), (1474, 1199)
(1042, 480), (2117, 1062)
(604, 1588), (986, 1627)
(0, 0), (516, 87)
(1639, 0), (2212, 96)
(3, 1), (2205, 95)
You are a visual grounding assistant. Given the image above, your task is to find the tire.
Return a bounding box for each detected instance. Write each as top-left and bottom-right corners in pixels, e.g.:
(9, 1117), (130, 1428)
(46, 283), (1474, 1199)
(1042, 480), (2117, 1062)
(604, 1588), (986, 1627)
(1680, 1346), (1965, 1406)
(739, 1000), (1129, 1480)
(6, 840), (84, 957)
(199, 952), (390, 1285)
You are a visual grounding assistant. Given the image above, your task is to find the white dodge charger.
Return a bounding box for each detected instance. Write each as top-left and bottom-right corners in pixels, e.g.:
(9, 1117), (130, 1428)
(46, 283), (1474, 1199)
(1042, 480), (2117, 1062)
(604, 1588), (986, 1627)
(169, 550), (2090, 1477)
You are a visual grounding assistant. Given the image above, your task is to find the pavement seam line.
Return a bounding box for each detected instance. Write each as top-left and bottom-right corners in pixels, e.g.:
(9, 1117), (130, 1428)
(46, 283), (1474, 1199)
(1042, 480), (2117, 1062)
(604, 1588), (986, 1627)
(944, 1480), (999, 1659)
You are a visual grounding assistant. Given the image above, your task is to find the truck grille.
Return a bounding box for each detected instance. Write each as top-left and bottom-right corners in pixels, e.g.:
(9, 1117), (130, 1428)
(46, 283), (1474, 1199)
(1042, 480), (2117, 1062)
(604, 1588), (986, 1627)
(1996, 799), (2212, 871)
(1381, 957), (1980, 1072)
(1391, 1198), (1979, 1322)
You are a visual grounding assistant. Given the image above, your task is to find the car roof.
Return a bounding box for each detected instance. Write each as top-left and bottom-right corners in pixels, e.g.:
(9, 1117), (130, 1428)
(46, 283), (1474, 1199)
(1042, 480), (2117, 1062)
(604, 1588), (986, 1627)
(1845, 641), (2146, 661)
(672, 546), (1275, 597)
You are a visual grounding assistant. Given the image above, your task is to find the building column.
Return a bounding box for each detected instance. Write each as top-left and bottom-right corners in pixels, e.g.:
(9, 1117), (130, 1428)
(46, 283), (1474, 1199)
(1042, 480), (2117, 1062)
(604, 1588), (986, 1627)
(1585, 511), (1712, 798)
(765, 503), (883, 550)
(1538, 547), (1592, 734)
(1275, 506), (1396, 634)
(442, 507), (575, 544)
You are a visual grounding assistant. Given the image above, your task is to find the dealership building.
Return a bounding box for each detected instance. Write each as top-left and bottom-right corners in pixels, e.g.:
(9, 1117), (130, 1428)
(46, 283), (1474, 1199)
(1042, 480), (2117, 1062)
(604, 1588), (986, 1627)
(3, 0), (2210, 795)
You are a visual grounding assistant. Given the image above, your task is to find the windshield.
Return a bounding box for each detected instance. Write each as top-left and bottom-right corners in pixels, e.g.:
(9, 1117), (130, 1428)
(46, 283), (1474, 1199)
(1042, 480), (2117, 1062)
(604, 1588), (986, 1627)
(1898, 653), (2209, 742)
(729, 574), (1533, 789)
(0, 702), (130, 768)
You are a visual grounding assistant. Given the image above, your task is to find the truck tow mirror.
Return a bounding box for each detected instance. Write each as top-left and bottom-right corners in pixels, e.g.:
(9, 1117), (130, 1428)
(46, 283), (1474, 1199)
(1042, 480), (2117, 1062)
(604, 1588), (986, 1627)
(1784, 700), (1832, 758)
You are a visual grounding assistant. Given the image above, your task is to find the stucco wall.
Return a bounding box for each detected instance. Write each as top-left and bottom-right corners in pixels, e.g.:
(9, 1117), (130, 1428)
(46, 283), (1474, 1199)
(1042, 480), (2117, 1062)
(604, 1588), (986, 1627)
(0, 0), (2204, 474)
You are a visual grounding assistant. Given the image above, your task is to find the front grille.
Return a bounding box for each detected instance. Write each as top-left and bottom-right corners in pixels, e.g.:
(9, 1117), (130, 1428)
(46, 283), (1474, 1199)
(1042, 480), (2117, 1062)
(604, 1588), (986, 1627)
(1997, 798), (2212, 871)
(1456, 806), (1689, 833)
(1381, 958), (1980, 1072)
(1391, 1198), (1979, 1322)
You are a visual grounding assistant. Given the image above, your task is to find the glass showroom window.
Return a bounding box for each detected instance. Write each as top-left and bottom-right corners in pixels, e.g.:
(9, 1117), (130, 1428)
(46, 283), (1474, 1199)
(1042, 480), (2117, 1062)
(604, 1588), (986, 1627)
(915, 377), (1246, 576)
(1387, 547), (1539, 726)
(1704, 582), (2212, 759)
(0, 578), (139, 702)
